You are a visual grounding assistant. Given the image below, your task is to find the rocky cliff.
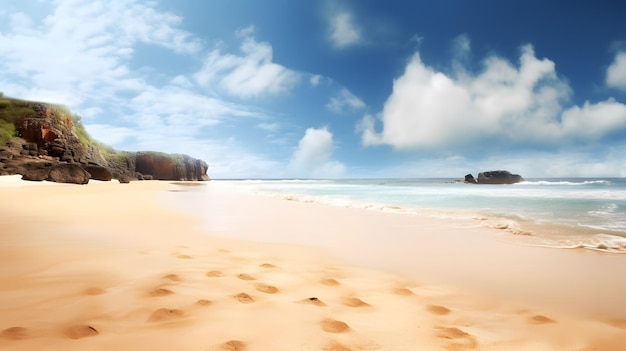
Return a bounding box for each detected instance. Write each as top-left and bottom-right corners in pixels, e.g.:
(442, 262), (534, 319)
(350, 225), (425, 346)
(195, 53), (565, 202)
(0, 96), (209, 183)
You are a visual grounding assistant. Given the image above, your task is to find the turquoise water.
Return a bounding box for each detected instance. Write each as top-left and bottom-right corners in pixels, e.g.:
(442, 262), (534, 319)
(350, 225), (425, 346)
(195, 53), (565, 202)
(223, 178), (626, 253)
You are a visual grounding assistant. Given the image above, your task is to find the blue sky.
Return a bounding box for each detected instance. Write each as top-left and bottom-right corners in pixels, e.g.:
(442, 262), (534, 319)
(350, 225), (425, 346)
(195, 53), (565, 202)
(1, 0), (626, 178)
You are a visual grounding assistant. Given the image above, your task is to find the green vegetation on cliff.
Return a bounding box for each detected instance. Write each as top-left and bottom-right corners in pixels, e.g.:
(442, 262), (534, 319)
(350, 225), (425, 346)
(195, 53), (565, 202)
(0, 94), (105, 153)
(0, 119), (15, 145)
(0, 95), (32, 144)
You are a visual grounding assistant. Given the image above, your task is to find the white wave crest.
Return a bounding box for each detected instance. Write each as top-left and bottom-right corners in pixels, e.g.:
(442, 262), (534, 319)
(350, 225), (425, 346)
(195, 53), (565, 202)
(517, 180), (612, 186)
(498, 232), (626, 254)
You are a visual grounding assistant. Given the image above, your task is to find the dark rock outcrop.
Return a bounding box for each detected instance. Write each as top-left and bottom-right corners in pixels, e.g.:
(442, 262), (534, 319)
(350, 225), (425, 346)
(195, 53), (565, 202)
(0, 98), (210, 184)
(48, 164), (91, 184)
(21, 165), (52, 181)
(82, 165), (112, 181)
(464, 174), (477, 184)
(472, 170), (523, 184)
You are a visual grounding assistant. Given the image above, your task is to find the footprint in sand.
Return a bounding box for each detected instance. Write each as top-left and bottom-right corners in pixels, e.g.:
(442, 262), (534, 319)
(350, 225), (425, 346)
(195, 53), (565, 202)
(320, 318), (351, 333)
(196, 299), (212, 306)
(426, 304), (452, 315)
(259, 263), (277, 269)
(436, 326), (477, 349)
(320, 278), (340, 286)
(296, 297), (327, 307)
(148, 308), (185, 322)
(255, 283), (279, 294)
(149, 288), (174, 297)
(206, 270), (224, 277)
(65, 325), (99, 339)
(176, 254), (192, 259)
(392, 287), (415, 296)
(237, 273), (256, 281)
(341, 297), (371, 308)
(217, 249), (231, 254)
(324, 340), (352, 351)
(1, 327), (29, 340)
(162, 274), (182, 282)
(83, 287), (105, 296)
(221, 340), (247, 350)
(529, 315), (557, 324)
(234, 293), (255, 304)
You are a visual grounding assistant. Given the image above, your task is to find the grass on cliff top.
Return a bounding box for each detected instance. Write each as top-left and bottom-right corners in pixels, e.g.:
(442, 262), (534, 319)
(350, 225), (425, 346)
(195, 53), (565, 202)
(0, 94), (33, 145)
(142, 151), (185, 165)
(44, 104), (93, 150)
(0, 94), (104, 154)
(0, 119), (15, 145)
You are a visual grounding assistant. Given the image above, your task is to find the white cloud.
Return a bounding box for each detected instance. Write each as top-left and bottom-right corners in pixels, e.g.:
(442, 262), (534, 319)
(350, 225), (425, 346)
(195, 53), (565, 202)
(310, 74), (322, 87)
(606, 51), (626, 90)
(289, 127), (346, 178)
(309, 74), (333, 87)
(560, 98), (626, 138)
(235, 25), (256, 38)
(327, 88), (366, 113)
(328, 11), (361, 49)
(84, 124), (136, 145)
(195, 33), (301, 98)
(257, 122), (280, 132)
(0, 0), (200, 106)
(452, 34), (471, 59)
(360, 44), (626, 150)
(130, 85), (261, 124)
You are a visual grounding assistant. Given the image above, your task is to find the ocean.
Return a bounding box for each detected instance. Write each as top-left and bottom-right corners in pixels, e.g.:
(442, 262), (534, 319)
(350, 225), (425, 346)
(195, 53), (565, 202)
(219, 178), (626, 253)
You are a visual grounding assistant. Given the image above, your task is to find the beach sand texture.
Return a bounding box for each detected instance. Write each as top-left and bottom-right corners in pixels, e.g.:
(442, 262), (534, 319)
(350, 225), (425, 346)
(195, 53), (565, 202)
(1, 175), (625, 350)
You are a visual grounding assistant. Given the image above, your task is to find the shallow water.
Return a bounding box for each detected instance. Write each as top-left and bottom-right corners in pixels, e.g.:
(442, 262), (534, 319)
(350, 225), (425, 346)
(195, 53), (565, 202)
(220, 178), (626, 253)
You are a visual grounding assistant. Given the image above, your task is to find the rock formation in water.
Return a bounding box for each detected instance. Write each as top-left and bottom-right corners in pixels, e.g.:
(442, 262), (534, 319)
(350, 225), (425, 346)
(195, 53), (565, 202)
(0, 96), (210, 184)
(464, 174), (477, 184)
(464, 170), (523, 184)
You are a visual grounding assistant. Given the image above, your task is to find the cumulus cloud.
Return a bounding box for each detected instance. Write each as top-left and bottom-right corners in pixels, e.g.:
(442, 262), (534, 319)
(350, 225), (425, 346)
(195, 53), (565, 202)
(606, 51), (626, 90)
(327, 88), (366, 113)
(0, 0), (200, 106)
(360, 44), (626, 150)
(289, 127), (346, 178)
(194, 31), (301, 98)
(328, 11), (361, 49)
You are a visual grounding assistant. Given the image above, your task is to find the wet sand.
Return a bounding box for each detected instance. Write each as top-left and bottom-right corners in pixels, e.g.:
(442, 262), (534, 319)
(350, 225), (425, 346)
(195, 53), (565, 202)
(1, 176), (625, 350)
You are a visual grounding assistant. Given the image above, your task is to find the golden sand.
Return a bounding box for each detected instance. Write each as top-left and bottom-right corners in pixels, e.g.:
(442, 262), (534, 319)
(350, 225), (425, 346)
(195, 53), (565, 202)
(0, 175), (625, 350)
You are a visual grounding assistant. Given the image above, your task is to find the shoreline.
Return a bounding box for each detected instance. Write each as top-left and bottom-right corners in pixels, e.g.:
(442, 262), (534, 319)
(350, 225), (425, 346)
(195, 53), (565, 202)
(1, 176), (625, 350)
(217, 179), (626, 253)
(163, 181), (626, 318)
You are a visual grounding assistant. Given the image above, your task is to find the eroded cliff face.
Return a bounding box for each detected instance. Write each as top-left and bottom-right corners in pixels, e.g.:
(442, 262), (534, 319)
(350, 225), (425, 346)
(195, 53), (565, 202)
(135, 152), (209, 181)
(0, 99), (210, 183)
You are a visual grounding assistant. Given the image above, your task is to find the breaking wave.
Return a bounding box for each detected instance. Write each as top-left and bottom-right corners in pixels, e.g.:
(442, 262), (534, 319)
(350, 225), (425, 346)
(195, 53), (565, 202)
(497, 232), (626, 254)
(517, 180), (612, 186)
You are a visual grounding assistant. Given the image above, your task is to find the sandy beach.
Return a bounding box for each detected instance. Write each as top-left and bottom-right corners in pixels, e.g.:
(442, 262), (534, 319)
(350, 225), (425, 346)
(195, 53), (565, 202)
(1, 176), (625, 350)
